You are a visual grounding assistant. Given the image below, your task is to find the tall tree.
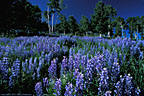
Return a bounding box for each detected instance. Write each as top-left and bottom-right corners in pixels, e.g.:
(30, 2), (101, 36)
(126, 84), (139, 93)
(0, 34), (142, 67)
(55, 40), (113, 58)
(46, 0), (65, 34)
(59, 15), (68, 34)
(106, 5), (117, 37)
(79, 16), (89, 35)
(90, 1), (117, 37)
(0, 0), (42, 36)
(68, 16), (79, 35)
(0, 0), (17, 34)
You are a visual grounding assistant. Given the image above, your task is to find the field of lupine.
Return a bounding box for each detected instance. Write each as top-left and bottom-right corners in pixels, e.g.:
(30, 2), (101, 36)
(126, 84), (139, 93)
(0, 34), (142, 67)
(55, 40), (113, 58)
(0, 36), (143, 96)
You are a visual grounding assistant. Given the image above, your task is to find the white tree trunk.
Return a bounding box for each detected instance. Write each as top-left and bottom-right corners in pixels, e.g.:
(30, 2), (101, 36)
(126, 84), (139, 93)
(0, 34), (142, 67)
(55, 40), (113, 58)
(108, 25), (110, 37)
(134, 31), (137, 39)
(52, 9), (54, 33)
(47, 6), (51, 34)
(100, 34), (102, 37)
(64, 30), (65, 35)
(108, 32), (110, 37)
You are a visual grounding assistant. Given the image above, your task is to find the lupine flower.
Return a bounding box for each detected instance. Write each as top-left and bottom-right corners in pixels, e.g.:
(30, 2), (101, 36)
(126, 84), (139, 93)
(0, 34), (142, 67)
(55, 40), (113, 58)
(11, 59), (20, 77)
(35, 82), (43, 96)
(54, 79), (62, 96)
(81, 55), (87, 73)
(73, 69), (79, 79)
(36, 57), (44, 78)
(32, 72), (36, 80)
(95, 54), (106, 73)
(68, 56), (74, 72)
(43, 77), (49, 87)
(48, 59), (57, 79)
(37, 67), (41, 78)
(73, 54), (81, 69)
(105, 91), (112, 96)
(28, 57), (34, 73)
(124, 74), (133, 95)
(9, 59), (20, 87)
(9, 75), (14, 88)
(114, 74), (140, 96)
(114, 75), (124, 96)
(33, 57), (37, 68)
(61, 56), (68, 74)
(64, 83), (73, 96)
(85, 60), (93, 82)
(111, 58), (120, 82)
(0, 57), (9, 79)
(98, 68), (109, 95)
(75, 72), (84, 95)
(69, 48), (73, 56)
(139, 51), (143, 59)
(135, 87), (141, 96)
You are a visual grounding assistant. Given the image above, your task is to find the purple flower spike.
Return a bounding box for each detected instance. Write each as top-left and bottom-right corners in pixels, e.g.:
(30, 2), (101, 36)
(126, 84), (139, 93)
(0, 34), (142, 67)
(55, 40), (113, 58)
(48, 59), (57, 79)
(54, 79), (62, 96)
(64, 83), (73, 96)
(105, 91), (112, 96)
(43, 77), (49, 87)
(35, 82), (43, 96)
(98, 68), (109, 95)
(75, 72), (84, 95)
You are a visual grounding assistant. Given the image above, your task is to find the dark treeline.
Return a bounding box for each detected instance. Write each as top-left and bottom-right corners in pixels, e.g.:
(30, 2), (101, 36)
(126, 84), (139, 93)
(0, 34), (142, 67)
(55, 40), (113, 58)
(0, 0), (48, 36)
(0, 0), (144, 39)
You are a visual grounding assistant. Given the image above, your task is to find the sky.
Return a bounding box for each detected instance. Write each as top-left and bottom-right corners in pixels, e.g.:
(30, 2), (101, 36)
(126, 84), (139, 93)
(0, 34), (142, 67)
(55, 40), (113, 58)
(28, 0), (144, 22)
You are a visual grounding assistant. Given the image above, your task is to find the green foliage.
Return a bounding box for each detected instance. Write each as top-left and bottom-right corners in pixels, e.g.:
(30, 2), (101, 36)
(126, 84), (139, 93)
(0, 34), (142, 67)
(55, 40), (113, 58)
(79, 16), (89, 35)
(126, 17), (137, 39)
(90, 1), (117, 35)
(58, 16), (69, 34)
(68, 16), (79, 35)
(113, 16), (125, 37)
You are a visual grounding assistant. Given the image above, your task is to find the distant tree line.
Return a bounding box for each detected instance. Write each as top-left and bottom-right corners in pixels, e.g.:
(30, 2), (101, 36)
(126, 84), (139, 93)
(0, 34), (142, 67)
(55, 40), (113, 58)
(0, 0), (143, 39)
(54, 1), (144, 39)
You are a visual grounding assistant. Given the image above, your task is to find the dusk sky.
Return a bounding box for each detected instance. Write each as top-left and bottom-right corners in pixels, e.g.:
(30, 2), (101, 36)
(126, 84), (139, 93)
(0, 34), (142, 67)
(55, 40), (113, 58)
(28, 0), (144, 22)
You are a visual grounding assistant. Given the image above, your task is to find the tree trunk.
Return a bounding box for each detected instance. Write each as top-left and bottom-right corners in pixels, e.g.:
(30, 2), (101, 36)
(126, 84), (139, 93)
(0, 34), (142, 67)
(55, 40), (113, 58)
(134, 31), (137, 39)
(64, 30), (65, 35)
(108, 25), (110, 37)
(108, 32), (110, 37)
(52, 9), (54, 33)
(47, 6), (51, 34)
(100, 34), (102, 37)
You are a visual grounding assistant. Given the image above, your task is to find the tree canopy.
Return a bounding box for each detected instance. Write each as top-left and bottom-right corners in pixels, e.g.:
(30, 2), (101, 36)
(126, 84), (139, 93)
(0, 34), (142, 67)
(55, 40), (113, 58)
(0, 0), (43, 36)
